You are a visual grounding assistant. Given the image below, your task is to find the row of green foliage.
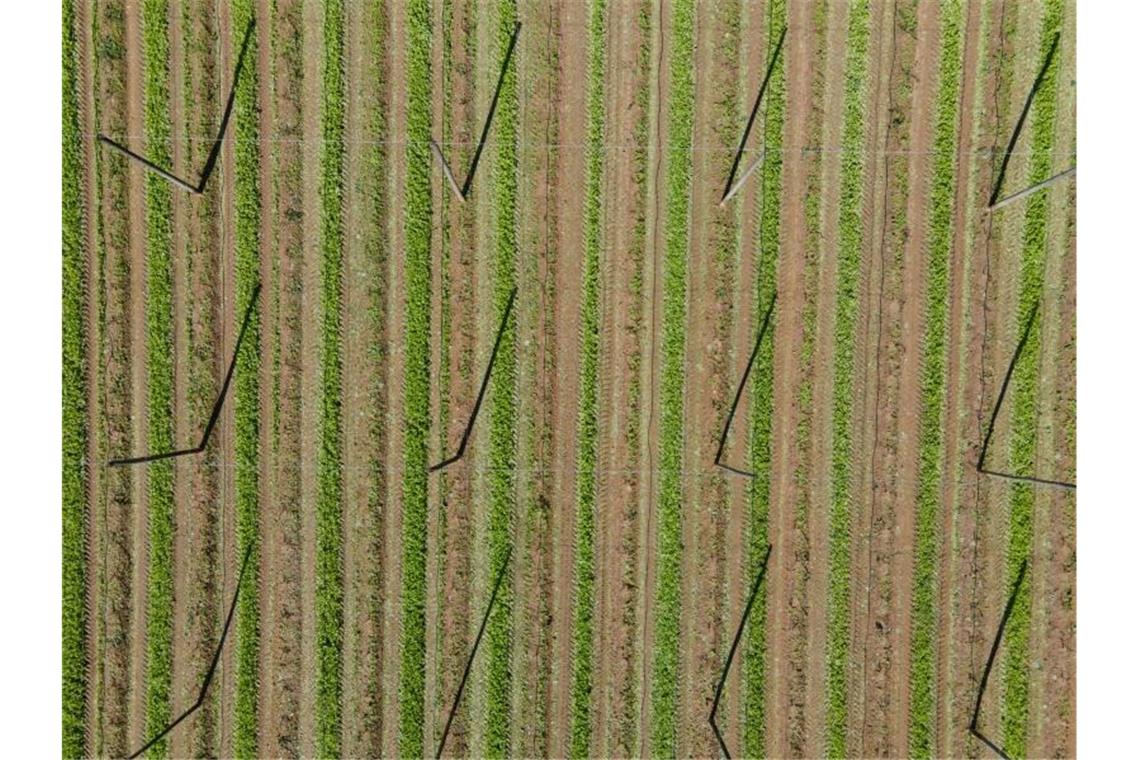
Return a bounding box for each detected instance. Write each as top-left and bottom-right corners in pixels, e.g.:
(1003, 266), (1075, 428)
(744, 2), (787, 754)
(486, 2), (520, 755)
(230, 1), (261, 755)
(142, 2), (176, 754)
(569, 1), (607, 755)
(316, 1), (346, 755)
(61, 1), (88, 756)
(648, 0), (695, 754)
(908, 2), (963, 755)
(1004, 2), (1065, 756)
(398, 0), (432, 754)
(827, 1), (871, 755)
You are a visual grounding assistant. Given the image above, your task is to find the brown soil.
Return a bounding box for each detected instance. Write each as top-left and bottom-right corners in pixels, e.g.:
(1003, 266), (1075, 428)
(887, 3), (941, 754)
(93, 2), (135, 754)
(676, 4), (738, 755)
(339, 1), (387, 754)
(594, 4), (650, 755)
(123, 2), (150, 749)
(935, 0), (984, 753)
(433, 0), (479, 755)
(635, 0), (668, 752)
(261, 1), (305, 756)
(296, 0), (324, 754)
(766, 1), (813, 755)
(802, 3), (849, 754)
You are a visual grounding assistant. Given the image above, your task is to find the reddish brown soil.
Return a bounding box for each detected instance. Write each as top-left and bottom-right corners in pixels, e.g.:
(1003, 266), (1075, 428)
(635, 0), (668, 752)
(766, 2), (814, 755)
(260, 2), (305, 757)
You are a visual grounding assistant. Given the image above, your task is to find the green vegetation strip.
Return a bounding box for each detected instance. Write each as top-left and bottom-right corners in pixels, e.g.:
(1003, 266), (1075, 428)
(486, 3), (520, 756)
(398, 0), (432, 755)
(230, 1), (261, 755)
(569, 1), (607, 756)
(744, 3), (786, 755)
(142, 1), (176, 753)
(827, 1), (871, 755)
(1004, 2), (1064, 756)
(908, 2), (963, 756)
(316, 0), (346, 755)
(62, 0), (87, 755)
(648, 0), (694, 754)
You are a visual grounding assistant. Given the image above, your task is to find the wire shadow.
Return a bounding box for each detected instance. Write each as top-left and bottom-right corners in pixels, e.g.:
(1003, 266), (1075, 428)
(968, 558), (1028, 760)
(987, 33), (1060, 208)
(97, 18), (255, 195)
(714, 293), (777, 478)
(430, 287), (517, 473)
(128, 541), (254, 759)
(720, 26), (787, 206)
(435, 546), (512, 759)
(709, 544), (773, 759)
(431, 21), (522, 202)
(108, 283), (261, 467)
(976, 300), (1076, 490)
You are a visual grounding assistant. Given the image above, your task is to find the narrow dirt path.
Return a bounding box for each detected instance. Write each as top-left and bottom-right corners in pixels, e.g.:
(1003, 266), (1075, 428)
(262, 2), (305, 756)
(122, 2), (150, 748)
(935, 0), (983, 753)
(297, 2), (324, 755)
(888, 3), (941, 754)
(767, 1), (812, 753)
(803, 3), (848, 755)
(635, 0), (668, 751)
(595, 4), (650, 754)
(547, 2), (587, 755)
(340, 2), (387, 754)
(677, 3), (738, 754)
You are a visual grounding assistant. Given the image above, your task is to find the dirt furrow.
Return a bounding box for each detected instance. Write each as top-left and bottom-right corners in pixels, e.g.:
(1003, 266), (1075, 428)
(433, 1), (478, 755)
(547, 1), (587, 754)
(635, 0), (667, 751)
(122, 1), (150, 748)
(379, 0), (407, 751)
(677, 3), (738, 754)
(888, 3), (941, 754)
(297, 1), (324, 754)
(340, 1), (387, 754)
(935, 0), (983, 754)
(263, 1), (305, 755)
(767, 1), (812, 754)
(803, 3), (848, 755)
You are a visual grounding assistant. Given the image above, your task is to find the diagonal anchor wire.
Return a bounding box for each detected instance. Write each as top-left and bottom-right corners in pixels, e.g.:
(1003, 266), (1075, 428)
(98, 18), (256, 195)
(714, 293), (777, 477)
(430, 287), (517, 473)
(108, 283), (261, 466)
(709, 544), (773, 759)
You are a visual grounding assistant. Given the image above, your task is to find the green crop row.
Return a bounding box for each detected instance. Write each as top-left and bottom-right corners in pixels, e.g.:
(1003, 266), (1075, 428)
(62, 0), (87, 756)
(230, 1), (261, 755)
(485, 3), (520, 755)
(568, 1), (607, 756)
(648, 0), (694, 755)
(1004, 2), (1065, 756)
(316, 1), (346, 755)
(827, 1), (871, 755)
(398, 0), (432, 754)
(142, 1), (176, 754)
(743, 1), (787, 754)
(908, 2), (963, 756)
